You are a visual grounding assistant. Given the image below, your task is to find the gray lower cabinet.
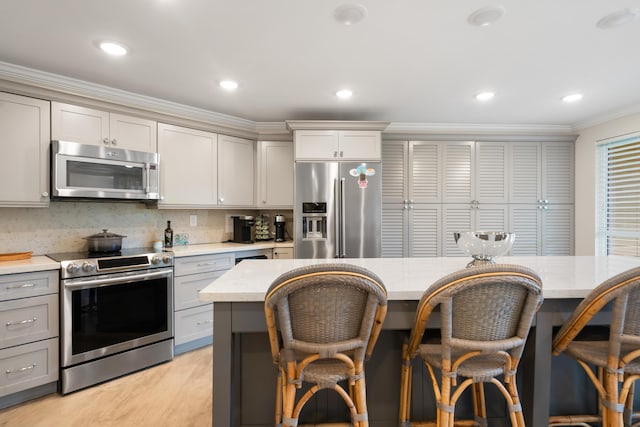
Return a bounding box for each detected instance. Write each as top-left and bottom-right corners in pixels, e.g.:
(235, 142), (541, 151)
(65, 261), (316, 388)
(0, 270), (59, 404)
(173, 253), (234, 354)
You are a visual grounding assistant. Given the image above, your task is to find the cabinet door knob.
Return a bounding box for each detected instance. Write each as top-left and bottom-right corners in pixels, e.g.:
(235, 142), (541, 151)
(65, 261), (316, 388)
(333, 151), (338, 157)
(41, 191), (49, 197)
(340, 151), (343, 157)
(103, 138), (110, 145)
(111, 138), (117, 146)
(219, 197), (224, 203)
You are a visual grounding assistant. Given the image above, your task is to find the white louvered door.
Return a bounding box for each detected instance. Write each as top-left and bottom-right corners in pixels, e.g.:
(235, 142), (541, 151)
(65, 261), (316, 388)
(541, 204), (574, 255)
(510, 143), (541, 204)
(409, 205), (441, 257)
(475, 142), (508, 204)
(442, 205), (473, 256)
(442, 142), (474, 203)
(410, 141), (441, 203)
(381, 141), (408, 257)
(542, 142), (574, 204)
(509, 205), (541, 255)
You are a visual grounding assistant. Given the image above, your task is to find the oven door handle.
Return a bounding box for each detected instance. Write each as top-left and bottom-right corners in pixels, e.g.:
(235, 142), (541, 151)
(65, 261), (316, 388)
(63, 269), (172, 290)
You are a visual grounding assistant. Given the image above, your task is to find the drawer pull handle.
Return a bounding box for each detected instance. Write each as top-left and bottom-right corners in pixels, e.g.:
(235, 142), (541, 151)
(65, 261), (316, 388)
(6, 317), (37, 327)
(6, 363), (37, 375)
(196, 320), (213, 325)
(196, 262), (217, 267)
(7, 283), (36, 290)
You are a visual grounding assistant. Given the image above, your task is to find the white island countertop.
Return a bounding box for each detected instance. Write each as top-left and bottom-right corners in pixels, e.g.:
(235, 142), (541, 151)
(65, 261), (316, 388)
(199, 255), (640, 302)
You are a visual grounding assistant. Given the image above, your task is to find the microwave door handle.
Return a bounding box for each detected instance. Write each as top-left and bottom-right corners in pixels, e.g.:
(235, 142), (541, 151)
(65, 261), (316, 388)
(144, 163), (150, 194)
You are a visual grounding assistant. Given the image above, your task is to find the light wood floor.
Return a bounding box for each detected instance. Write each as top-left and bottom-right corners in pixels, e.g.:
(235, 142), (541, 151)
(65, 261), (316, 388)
(0, 345), (212, 427)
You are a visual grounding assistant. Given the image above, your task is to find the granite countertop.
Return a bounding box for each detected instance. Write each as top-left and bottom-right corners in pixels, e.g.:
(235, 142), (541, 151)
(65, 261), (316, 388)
(0, 256), (60, 275)
(198, 255), (640, 303)
(169, 241), (294, 257)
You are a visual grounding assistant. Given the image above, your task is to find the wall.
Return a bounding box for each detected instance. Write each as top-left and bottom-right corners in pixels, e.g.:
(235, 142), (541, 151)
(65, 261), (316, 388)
(0, 202), (292, 255)
(574, 112), (640, 255)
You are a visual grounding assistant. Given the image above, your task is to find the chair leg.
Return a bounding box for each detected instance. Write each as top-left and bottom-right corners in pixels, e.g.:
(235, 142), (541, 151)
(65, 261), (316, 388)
(624, 377), (635, 427)
(282, 361), (298, 427)
(472, 383), (487, 427)
(399, 347), (414, 426)
(440, 367), (453, 427)
(275, 368), (284, 426)
(352, 362), (369, 427)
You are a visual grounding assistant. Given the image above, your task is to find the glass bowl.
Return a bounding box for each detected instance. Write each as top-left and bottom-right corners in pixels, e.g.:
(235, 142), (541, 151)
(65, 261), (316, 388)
(453, 231), (515, 267)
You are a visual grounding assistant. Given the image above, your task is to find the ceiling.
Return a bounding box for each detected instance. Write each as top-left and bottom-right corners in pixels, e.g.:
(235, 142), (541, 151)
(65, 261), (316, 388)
(1, 0), (640, 129)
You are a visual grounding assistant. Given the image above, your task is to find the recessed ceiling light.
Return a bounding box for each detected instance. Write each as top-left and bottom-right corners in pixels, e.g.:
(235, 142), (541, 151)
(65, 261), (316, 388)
(99, 41), (128, 56)
(475, 92), (495, 101)
(596, 8), (640, 29)
(333, 3), (368, 25)
(562, 93), (583, 103)
(336, 89), (353, 99)
(219, 80), (239, 90)
(468, 6), (506, 26)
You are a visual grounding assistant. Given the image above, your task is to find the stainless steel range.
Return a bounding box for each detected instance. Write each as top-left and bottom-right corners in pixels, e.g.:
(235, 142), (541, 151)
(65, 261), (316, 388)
(47, 248), (174, 394)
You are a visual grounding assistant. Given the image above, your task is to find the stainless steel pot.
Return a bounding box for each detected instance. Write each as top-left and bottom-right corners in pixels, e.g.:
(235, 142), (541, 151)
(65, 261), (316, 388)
(83, 229), (127, 253)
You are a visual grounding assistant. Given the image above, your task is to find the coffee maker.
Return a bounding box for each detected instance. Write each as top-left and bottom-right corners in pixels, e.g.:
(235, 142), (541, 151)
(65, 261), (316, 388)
(232, 216), (254, 243)
(274, 214), (286, 242)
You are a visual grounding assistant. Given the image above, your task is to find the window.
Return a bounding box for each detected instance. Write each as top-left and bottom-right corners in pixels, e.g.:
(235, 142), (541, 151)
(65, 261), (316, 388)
(597, 135), (640, 256)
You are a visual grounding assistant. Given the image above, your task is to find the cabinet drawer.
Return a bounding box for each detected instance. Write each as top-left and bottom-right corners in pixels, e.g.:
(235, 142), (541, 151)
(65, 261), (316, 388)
(175, 270), (226, 311)
(273, 247), (294, 259)
(174, 305), (213, 346)
(0, 270), (58, 302)
(174, 253), (234, 276)
(0, 294), (58, 349)
(0, 338), (58, 398)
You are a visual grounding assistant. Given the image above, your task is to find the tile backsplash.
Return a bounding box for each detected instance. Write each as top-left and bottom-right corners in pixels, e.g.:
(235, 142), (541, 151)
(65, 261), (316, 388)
(0, 202), (292, 255)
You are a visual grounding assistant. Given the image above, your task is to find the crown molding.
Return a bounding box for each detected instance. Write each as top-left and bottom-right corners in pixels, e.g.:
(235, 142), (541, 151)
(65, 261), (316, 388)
(383, 122), (578, 142)
(573, 103), (640, 131)
(0, 61), (257, 137)
(286, 120), (390, 131)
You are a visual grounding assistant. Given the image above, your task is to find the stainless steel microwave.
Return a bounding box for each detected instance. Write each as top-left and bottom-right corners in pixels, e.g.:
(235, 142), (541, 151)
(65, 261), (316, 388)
(51, 140), (160, 200)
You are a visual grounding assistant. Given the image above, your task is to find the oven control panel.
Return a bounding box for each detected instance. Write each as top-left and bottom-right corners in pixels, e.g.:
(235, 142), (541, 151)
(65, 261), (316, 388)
(59, 252), (174, 279)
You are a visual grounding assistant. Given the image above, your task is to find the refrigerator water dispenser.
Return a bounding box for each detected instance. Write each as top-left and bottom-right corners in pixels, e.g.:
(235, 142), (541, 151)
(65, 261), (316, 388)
(302, 202), (327, 240)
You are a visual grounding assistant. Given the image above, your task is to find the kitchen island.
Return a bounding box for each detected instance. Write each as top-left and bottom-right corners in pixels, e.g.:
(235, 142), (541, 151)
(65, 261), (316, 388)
(199, 256), (640, 427)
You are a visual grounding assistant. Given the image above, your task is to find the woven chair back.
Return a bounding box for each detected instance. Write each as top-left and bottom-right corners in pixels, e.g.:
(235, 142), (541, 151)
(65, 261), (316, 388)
(622, 286), (640, 337)
(451, 280), (530, 341)
(265, 263), (387, 358)
(553, 266), (640, 356)
(406, 264), (543, 358)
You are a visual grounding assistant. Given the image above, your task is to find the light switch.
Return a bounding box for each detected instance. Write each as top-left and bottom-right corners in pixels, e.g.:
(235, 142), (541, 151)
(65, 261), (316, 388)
(189, 215), (197, 227)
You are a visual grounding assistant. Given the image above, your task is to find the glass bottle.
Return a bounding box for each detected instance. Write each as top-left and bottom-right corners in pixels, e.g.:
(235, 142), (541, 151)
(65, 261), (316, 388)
(164, 220), (173, 248)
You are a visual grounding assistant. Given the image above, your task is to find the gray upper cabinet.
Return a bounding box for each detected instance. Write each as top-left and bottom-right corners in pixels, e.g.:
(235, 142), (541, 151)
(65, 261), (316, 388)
(508, 141), (574, 255)
(509, 141), (574, 204)
(0, 92), (50, 207)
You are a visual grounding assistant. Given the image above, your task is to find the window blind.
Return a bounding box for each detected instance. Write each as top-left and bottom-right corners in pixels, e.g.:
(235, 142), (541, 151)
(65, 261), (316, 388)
(600, 137), (640, 256)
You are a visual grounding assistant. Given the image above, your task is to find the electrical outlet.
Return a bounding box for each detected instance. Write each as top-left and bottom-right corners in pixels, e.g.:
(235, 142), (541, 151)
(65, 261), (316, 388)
(189, 214), (197, 227)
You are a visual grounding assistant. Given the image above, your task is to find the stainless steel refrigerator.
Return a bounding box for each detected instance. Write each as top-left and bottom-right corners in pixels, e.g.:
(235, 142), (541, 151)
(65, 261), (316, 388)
(294, 161), (381, 259)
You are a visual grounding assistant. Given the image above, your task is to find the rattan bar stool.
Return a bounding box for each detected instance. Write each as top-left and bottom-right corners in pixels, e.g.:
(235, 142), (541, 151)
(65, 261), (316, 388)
(264, 263), (388, 427)
(551, 266), (640, 427)
(398, 264), (543, 427)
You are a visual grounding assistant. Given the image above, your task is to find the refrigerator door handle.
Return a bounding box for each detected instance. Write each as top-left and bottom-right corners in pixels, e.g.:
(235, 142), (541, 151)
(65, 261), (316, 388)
(340, 177), (346, 258)
(334, 178), (340, 258)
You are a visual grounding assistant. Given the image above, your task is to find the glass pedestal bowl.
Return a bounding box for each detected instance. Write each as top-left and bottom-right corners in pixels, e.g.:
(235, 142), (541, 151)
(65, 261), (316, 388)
(453, 231), (515, 267)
